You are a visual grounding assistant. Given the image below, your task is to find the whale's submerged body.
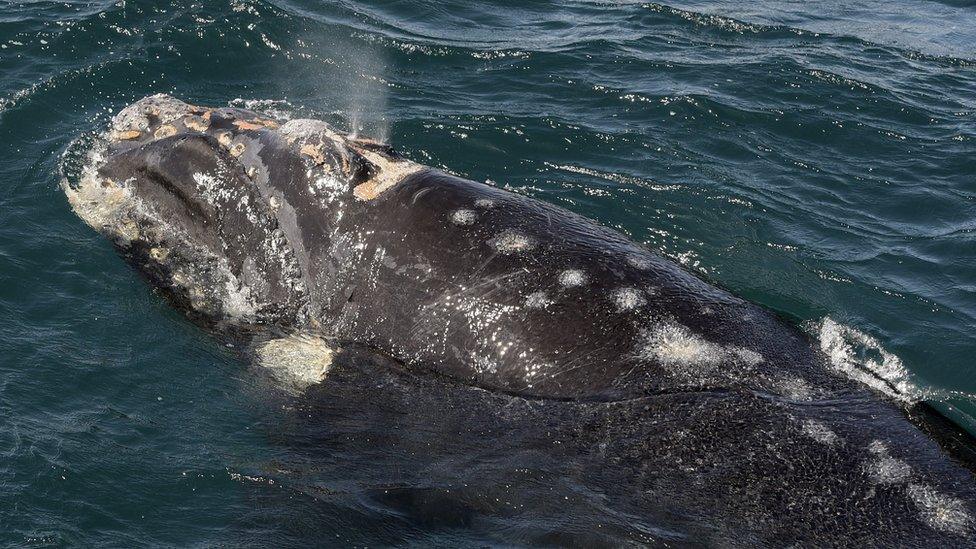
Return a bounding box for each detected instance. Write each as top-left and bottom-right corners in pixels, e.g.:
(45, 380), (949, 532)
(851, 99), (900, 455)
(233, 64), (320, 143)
(64, 94), (976, 545)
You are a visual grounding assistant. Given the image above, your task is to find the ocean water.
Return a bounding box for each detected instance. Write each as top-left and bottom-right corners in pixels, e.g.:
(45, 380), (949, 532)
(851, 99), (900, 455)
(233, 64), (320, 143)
(1, 0), (975, 545)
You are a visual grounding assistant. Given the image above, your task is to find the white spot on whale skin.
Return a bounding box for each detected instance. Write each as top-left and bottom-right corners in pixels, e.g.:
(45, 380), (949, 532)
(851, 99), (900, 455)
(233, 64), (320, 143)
(558, 269), (587, 288)
(801, 420), (842, 446)
(474, 198), (496, 209)
(864, 440), (973, 535)
(637, 320), (764, 372)
(866, 440), (912, 484)
(733, 347), (764, 366)
(525, 291), (552, 309)
(640, 322), (722, 368)
(626, 255), (653, 270)
(489, 231), (535, 254)
(451, 208), (477, 226)
(612, 287), (645, 311)
(906, 482), (974, 535)
(771, 376), (816, 401)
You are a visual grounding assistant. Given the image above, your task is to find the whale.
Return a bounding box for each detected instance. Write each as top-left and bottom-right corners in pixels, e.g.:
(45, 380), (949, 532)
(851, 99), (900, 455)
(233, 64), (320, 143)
(63, 94), (976, 544)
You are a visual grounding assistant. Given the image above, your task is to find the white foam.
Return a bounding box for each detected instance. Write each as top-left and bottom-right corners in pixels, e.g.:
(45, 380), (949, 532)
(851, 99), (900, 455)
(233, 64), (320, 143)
(816, 318), (914, 401)
(229, 98), (297, 121)
(62, 142), (136, 237)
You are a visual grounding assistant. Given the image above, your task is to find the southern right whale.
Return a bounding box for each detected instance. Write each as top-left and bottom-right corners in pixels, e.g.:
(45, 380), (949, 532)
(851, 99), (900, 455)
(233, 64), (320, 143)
(62, 94), (976, 544)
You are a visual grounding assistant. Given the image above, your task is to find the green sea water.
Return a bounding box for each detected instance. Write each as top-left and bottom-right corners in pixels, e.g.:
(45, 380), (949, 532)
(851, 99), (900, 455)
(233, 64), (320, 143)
(1, 0), (975, 545)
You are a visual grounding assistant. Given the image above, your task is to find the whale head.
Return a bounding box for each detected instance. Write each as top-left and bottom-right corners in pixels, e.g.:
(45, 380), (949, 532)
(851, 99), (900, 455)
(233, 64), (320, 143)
(64, 94), (423, 331)
(64, 95), (313, 328)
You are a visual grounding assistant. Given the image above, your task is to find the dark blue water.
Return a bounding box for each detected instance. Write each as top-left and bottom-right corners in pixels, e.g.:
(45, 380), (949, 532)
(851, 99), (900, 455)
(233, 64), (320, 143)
(2, 0), (976, 545)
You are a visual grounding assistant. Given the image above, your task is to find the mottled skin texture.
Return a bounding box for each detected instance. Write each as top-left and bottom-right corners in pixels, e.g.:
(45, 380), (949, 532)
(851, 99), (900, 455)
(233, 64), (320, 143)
(88, 96), (835, 401)
(65, 95), (976, 543)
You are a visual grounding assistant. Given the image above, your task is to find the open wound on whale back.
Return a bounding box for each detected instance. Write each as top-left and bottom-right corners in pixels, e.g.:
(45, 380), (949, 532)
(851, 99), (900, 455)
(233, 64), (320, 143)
(254, 333), (336, 391)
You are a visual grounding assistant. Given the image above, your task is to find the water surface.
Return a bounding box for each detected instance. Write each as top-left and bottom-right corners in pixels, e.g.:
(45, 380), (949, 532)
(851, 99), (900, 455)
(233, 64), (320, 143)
(2, 0), (975, 545)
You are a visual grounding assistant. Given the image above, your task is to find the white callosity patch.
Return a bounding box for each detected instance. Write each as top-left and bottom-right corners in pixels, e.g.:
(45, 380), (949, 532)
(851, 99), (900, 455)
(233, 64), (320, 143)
(220, 267), (260, 318)
(817, 317), (914, 401)
(63, 143), (137, 239)
(111, 93), (191, 137)
(638, 320), (764, 378)
(801, 420), (842, 446)
(255, 334), (335, 390)
(474, 198), (496, 209)
(612, 287), (645, 311)
(279, 118), (344, 143)
(489, 231), (536, 254)
(525, 291), (552, 309)
(864, 441), (973, 535)
(558, 269), (587, 288)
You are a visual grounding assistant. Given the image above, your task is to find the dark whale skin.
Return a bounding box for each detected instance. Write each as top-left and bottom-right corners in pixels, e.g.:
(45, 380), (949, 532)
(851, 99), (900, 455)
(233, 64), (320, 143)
(93, 97), (834, 402)
(64, 95), (976, 544)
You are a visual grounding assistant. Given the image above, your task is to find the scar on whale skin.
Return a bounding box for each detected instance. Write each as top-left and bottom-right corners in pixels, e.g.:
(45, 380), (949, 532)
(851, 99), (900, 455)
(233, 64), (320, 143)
(352, 147), (423, 201)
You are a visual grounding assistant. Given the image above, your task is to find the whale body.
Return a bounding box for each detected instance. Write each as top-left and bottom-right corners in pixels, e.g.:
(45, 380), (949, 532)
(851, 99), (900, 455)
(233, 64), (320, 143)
(63, 94), (976, 544)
